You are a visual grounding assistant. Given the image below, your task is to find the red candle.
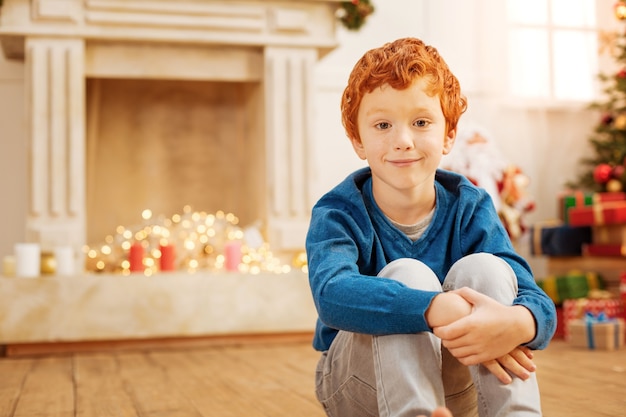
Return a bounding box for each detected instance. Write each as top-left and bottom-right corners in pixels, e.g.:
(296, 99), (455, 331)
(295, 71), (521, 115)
(129, 242), (145, 272)
(160, 244), (176, 272)
(224, 241), (241, 272)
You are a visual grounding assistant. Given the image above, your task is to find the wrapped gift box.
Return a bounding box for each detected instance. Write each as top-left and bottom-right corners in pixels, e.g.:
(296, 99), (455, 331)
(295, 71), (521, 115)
(560, 192), (626, 224)
(593, 224), (626, 245)
(530, 222), (592, 256)
(569, 201), (626, 226)
(582, 243), (626, 257)
(562, 293), (623, 338)
(537, 271), (604, 305)
(559, 191), (593, 223)
(568, 315), (624, 351)
(553, 306), (565, 339)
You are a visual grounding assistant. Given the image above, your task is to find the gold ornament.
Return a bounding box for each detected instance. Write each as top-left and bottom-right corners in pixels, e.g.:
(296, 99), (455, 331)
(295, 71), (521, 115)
(606, 178), (623, 192)
(598, 31), (619, 57)
(40, 252), (57, 275)
(2, 256), (16, 277)
(615, 1), (626, 20)
(614, 113), (626, 130)
(292, 251), (308, 268)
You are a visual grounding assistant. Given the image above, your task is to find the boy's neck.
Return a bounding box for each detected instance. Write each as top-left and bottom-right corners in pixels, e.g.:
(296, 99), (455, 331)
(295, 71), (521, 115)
(373, 184), (437, 225)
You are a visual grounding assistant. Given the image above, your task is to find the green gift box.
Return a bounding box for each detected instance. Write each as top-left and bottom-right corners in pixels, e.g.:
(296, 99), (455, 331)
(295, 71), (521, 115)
(559, 192), (593, 224)
(537, 271), (603, 305)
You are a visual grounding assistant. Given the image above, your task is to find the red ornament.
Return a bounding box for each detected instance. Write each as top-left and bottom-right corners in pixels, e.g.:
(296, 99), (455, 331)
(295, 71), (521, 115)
(618, 68), (626, 78)
(613, 165), (625, 179)
(594, 164), (614, 184)
(601, 113), (615, 125)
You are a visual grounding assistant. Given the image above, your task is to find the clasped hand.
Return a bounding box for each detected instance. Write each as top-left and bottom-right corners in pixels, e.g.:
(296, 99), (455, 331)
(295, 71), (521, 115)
(427, 287), (537, 384)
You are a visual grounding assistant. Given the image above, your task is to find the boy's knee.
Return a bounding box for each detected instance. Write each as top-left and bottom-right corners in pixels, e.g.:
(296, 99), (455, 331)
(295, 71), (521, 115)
(378, 258), (442, 292)
(444, 253), (517, 302)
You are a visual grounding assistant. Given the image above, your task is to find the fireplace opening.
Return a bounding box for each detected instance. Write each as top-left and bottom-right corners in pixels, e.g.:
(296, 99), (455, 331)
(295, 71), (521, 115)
(85, 77), (266, 245)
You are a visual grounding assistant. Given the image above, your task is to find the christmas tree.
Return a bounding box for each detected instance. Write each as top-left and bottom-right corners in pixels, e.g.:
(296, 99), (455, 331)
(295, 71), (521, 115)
(568, 2), (626, 193)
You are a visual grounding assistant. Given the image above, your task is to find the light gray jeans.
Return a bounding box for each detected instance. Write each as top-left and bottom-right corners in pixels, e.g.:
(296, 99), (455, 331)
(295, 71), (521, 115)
(315, 253), (542, 417)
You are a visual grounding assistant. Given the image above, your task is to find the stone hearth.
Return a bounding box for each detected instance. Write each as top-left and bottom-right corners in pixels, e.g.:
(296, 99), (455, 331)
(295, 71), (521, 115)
(0, 270), (317, 344)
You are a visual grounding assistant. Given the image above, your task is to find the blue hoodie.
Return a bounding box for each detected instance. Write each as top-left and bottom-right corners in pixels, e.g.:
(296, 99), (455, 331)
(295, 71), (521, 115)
(306, 167), (556, 352)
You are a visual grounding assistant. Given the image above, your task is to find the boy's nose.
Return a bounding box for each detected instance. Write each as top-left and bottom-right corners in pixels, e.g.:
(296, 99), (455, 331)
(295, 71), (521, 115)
(393, 129), (414, 150)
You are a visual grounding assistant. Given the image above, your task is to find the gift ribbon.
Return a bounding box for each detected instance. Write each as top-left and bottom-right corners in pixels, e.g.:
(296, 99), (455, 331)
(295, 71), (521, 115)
(592, 204), (605, 225)
(584, 312), (619, 349)
(531, 220), (561, 256)
(532, 226), (543, 256)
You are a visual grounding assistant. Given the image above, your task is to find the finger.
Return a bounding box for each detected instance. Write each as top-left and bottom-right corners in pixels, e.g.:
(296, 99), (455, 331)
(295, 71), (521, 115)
(445, 346), (487, 366)
(497, 354), (532, 381)
(433, 318), (472, 341)
(431, 407), (454, 417)
(416, 407), (454, 417)
(510, 348), (537, 373)
(451, 286), (489, 305)
(482, 359), (512, 384)
(440, 338), (480, 360)
(519, 345), (534, 359)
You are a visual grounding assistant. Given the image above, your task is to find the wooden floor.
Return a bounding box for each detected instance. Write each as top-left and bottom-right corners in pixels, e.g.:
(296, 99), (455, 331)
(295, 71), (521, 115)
(0, 338), (625, 417)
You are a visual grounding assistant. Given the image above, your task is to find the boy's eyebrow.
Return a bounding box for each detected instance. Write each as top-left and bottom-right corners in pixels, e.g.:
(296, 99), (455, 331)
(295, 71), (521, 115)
(364, 106), (436, 116)
(364, 107), (389, 115)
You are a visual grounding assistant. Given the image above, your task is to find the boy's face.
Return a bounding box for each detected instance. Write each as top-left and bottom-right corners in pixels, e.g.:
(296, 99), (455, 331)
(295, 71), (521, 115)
(351, 78), (456, 197)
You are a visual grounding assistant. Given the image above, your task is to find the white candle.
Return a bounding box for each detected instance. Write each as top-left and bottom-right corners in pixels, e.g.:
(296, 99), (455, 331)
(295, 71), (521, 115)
(14, 243), (41, 278)
(54, 246), (75, 276)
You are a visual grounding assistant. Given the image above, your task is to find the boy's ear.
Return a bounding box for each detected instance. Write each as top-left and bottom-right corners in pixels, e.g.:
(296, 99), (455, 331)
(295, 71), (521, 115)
(442, 128), (456, 155)
(350, 136), (367, 160)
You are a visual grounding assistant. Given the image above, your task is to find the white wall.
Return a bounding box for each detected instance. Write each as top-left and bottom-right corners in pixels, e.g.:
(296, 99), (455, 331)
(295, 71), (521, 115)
(0, 0), (606, 269)
(312, 0), (598, 226)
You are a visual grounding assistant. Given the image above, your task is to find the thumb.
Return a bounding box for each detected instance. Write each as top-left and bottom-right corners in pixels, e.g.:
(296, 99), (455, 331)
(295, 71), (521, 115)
(450, 286), (485, 305)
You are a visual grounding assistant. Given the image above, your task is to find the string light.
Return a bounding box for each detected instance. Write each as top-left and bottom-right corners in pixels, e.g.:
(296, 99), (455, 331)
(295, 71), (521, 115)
(84, 208), (306, 275)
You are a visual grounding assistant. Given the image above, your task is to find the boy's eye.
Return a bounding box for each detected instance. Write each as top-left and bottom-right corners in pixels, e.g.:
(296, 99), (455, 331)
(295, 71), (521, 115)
(414, 119), (429, 127)
(375, 122), (391, 130)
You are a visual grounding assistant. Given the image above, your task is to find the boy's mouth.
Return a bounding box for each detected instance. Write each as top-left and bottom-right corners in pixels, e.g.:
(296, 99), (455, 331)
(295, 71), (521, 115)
(388, 158), (419, 167)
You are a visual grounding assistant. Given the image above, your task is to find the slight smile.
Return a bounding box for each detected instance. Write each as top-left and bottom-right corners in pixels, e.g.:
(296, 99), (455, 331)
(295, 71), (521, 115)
(387, 158), (419, 167)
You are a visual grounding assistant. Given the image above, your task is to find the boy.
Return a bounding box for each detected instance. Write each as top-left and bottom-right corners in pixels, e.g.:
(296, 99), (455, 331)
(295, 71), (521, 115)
(305, 37), (556, 417)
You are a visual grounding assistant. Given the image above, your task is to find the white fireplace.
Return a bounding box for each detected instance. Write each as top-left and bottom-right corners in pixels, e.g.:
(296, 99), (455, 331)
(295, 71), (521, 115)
(0, 0), (344, 345)
(0, 0), (343, 256)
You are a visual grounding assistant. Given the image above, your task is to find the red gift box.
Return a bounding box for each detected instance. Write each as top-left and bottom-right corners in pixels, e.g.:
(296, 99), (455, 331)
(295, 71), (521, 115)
(553, 306), (565, 339)
(569, 201), (626, 226)
(582, 243), (626, 257)
(562, 294), (623, 339)
(559, 192), (626, 224)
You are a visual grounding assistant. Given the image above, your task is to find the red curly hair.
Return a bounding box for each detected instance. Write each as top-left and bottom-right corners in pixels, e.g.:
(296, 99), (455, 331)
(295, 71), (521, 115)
(341, 37), (468, 143)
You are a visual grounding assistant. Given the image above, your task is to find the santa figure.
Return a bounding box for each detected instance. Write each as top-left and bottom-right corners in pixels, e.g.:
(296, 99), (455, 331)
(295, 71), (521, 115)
(440, 122), (534, 240)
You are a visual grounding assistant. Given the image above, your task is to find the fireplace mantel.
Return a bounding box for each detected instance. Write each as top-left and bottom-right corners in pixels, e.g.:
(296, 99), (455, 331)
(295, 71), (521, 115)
(0, 0), (343, 59)
(0, 0), (343, 259)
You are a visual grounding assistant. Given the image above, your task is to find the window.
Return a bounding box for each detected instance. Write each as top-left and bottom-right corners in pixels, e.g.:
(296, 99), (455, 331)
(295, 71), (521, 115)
(506, 0), (599, 102)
